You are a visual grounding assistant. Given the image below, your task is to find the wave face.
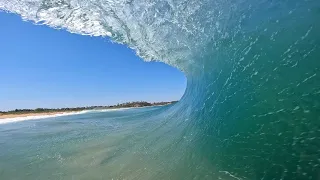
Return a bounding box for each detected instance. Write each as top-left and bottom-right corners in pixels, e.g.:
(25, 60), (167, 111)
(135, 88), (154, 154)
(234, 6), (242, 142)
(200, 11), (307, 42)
(1, 0), (320, 179)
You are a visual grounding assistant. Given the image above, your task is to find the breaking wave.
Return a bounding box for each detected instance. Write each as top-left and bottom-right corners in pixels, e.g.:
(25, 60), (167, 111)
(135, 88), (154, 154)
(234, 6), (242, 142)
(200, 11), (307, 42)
(1, 0), (320, 179)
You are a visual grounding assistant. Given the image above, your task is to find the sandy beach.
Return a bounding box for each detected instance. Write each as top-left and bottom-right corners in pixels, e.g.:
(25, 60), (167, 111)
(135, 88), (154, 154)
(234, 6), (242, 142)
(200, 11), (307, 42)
(0, 105), (169, 125)
(0, 111), (82, 119)
(0, 111), (89, 125)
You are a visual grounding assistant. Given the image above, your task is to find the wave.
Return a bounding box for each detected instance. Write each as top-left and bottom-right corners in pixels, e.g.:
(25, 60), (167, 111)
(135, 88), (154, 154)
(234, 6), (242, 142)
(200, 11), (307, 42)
(1, 0), (320, 179)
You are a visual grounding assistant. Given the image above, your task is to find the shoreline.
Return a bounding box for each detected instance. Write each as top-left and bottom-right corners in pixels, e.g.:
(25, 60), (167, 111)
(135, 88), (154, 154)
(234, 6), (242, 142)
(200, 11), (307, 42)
(0, 101), (176, 120)
(0, 111), (88, 125)
(0, 110), (86, 120)
(0, 104), (170, 124)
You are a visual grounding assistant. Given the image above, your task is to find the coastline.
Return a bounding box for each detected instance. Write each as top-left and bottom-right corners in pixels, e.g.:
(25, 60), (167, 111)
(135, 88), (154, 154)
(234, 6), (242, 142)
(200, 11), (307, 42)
(0, 105), (169, 125)
(0, 111), (84, 119)
(0, 101), (176, 125)
(0, 111), (88, 124)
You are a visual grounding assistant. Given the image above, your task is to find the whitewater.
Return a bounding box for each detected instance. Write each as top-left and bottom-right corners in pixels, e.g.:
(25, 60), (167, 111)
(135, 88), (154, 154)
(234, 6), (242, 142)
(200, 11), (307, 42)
(0, 0), (319, 179)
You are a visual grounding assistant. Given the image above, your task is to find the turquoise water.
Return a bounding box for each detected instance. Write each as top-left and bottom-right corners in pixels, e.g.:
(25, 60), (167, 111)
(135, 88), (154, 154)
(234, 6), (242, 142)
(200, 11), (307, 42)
(1, 0), (320, 179)
(0, 107), (177, 179)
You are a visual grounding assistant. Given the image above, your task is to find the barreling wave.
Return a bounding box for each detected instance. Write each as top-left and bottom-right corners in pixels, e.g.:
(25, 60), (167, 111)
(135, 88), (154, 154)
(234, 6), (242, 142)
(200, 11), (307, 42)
(1, 0), (320, 179)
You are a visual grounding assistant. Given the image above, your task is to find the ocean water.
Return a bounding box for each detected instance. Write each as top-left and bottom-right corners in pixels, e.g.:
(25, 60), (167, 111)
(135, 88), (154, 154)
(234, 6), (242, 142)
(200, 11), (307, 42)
(0, 0), (320, 179)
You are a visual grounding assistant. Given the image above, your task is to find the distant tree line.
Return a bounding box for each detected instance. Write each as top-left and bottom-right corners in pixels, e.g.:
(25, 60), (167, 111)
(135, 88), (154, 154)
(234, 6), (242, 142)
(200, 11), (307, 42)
(111, 101), (177, 108)
(0, 101), (178, 114)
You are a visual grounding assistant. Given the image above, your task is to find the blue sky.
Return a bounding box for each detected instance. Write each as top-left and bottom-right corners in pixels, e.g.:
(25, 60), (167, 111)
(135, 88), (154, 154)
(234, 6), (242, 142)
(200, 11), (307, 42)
(0, 12), (186, 111)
